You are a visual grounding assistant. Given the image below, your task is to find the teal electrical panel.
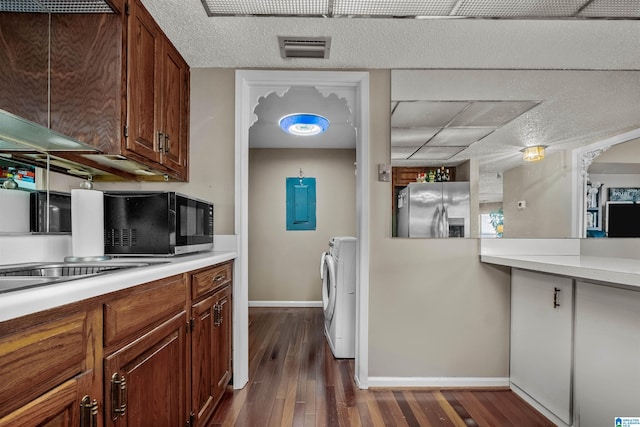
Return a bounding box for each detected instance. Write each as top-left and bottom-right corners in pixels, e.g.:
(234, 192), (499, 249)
(286, 177), (316, 231)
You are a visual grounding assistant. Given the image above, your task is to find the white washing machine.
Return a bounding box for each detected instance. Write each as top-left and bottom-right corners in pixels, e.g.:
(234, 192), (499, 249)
(320, 236), (356, 358)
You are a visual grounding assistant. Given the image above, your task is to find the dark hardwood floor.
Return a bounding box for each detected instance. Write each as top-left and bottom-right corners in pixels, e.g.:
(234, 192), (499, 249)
(208, 307), (555, 427)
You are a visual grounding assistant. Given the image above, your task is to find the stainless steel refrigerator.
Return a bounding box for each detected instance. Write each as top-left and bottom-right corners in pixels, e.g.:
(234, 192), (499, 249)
(397, 182), (470, 238)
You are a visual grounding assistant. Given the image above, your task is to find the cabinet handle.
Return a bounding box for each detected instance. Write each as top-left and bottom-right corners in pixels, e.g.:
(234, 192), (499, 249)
(214, 303), (222, 326)
(553, 287), (561, 308)
(80, 395), (98, 427)
(111, 373), (127, 421)
(164, 134), (170, 153)
(157, 131), (165, 152)
(213, 274), (225, 283)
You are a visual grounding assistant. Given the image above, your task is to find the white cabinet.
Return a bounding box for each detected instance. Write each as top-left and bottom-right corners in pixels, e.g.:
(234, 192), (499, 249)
(510, 269), (573, 425)
(574, 281), (640, 427)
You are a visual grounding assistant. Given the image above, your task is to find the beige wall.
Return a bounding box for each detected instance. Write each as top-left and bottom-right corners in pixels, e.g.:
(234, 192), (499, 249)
(368, 70), (511, 378)
(48, 68), (236, 235)
(502, 150), (573, 238)
(48, 68), (511, 380)
(248, 148), (356, 301)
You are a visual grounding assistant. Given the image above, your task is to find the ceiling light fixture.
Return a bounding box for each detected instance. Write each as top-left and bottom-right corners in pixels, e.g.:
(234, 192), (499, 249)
(522, 145), (545, 162)
(279, 113), (330, 136)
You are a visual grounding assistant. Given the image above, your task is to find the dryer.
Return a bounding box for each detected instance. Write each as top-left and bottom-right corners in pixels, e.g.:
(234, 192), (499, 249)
(320, 236), (356, 358)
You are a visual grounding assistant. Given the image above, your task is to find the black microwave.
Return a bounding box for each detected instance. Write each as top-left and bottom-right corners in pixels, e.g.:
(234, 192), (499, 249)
(30, 191), (72, 233)
(103, 191), (214, 256)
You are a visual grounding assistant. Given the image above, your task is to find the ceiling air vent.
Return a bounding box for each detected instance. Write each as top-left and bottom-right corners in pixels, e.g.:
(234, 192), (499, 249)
(278, 36), (331, 59)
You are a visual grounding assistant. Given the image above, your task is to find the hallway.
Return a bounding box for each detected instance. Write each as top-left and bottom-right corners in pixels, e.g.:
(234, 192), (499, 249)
(208, 307), (554, 426)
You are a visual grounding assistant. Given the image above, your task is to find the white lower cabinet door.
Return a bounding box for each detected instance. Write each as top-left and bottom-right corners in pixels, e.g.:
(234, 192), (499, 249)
(511, 269), (573, 425)
(575, 281), (640, 427)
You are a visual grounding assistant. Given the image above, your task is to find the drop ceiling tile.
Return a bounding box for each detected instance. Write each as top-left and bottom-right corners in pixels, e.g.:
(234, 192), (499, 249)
(391, 127), (440, 146)
(427, 127), (494, 146)
(392, 101), (469, 128)
(448, 101), (538, 127)
(391, 146), (420, 160)
(578, 0), (640, 17)
(333, 0), (458, 16)
(454, 0), (587, 17)
(201, 0), (328, 16)
(411, 146), (466, 160)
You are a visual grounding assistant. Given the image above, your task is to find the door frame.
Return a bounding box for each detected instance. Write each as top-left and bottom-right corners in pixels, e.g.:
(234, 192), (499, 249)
(233, 70), (370, 388)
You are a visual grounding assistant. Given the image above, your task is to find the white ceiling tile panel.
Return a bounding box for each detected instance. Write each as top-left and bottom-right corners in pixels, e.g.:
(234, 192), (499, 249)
(391, 146), (420, 160)
(427, 127), (495, 146)
(411, 146), (466, 160)
(454, 0), (589, 16)
(202, 0), (329, 16)
(392, 101), (469, 128)
(448, 101), (538, 127)
(578, 0), (640, 17)
(391, 127), (440, 146)
(333, 0), (458, 16)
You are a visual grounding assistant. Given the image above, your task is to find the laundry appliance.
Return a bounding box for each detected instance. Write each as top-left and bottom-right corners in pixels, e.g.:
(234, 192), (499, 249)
(320, 236), (356, 358)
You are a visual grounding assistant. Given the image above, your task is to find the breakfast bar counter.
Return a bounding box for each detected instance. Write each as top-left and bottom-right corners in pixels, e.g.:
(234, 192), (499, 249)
(479, 239), (640, 427)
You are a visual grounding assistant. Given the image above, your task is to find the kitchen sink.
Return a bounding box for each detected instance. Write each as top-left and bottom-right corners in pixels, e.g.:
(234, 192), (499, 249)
(0, 261), (168, 294)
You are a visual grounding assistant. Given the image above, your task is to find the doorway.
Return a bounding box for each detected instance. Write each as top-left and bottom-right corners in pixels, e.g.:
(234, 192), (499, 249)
(234, 70), (370, 389)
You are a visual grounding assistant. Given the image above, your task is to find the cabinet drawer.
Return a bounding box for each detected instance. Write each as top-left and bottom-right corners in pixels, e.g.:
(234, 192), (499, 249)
(0, 312), (88, 418)
(191, 262), (232, 301)
(104, 274), (185, 348)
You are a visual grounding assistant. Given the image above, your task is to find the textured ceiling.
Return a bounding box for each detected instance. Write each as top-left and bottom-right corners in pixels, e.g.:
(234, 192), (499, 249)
(138, 1), (640, 203)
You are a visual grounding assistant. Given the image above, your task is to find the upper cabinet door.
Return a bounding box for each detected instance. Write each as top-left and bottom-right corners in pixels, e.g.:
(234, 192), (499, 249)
(126, 0), (162, 163)
(159, 42), (189, 179)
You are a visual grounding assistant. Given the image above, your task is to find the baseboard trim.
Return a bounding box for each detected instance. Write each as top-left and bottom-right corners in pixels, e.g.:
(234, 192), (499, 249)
(367, 376), (510, 388)
(510, 382), (572, 426)
(249, 301), (323, 308)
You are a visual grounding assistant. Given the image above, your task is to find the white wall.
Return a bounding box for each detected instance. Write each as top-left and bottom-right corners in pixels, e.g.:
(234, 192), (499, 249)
(502, 150), (573, 238)
(248, 148), (356, 302)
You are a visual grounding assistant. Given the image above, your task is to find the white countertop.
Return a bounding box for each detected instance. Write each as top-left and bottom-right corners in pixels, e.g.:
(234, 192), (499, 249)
(0, 250), (237, 322)
(481, 254), (640, 289)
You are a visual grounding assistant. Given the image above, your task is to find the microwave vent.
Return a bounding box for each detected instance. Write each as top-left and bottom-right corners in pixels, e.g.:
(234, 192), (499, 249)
(105, 228), (137, 247)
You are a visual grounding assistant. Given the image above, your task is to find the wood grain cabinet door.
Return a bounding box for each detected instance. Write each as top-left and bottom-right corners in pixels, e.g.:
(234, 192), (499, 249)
(191, 284), (232, 426)
(126, 0), (162, 164)
(212, 285), (232, 407)
(158, 41), (189, 179)
(0, 374), (93, 427)
(104, 311), (187, 427)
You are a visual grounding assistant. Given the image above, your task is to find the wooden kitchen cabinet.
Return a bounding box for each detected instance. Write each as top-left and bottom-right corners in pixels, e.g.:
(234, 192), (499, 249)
(0, 308), (101, 426)
(103, 274), (188, 426)
(126, 0), (189, 179)
(190, 262), (233, 426)
(47, 0), (189, 181)
(510, 269), (574, 425)
(0, 260), (233, 427)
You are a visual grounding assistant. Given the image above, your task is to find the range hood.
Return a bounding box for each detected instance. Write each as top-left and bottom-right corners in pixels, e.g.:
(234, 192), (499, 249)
(0, 109), (174, 181)
(0, 109), (99, 153)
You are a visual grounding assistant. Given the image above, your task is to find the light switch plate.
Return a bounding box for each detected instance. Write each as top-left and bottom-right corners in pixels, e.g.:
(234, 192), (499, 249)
(378, 163), (391, 182)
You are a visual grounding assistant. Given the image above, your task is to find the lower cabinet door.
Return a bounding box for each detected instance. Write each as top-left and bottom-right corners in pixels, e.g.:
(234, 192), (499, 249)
(575, 281), (640, 427)
(510, 269), (573, 425)
(191, 284), (232, 426)
(105, 311), (187, 427)
(0, 373), (92, 427)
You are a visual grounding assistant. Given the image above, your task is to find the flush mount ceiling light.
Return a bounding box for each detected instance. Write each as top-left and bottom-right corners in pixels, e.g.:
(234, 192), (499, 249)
(279, 113), (330, 136)
(522, 145), (545, 162)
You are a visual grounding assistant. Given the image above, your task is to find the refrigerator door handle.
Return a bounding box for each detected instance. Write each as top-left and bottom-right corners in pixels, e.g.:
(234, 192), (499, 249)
(443, 205), (449, 238)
